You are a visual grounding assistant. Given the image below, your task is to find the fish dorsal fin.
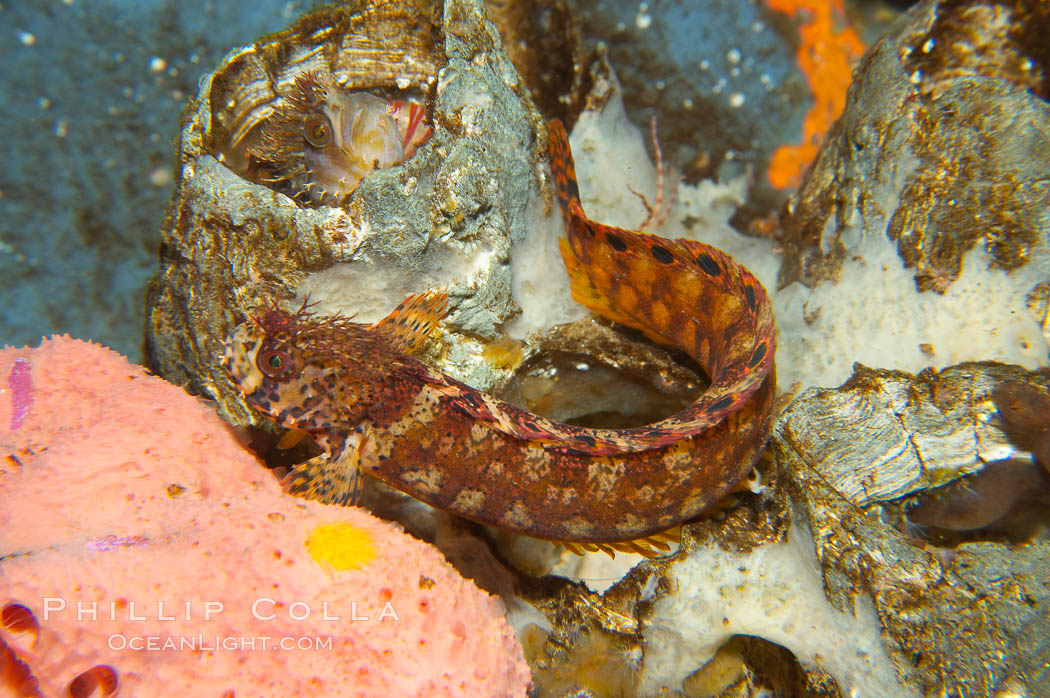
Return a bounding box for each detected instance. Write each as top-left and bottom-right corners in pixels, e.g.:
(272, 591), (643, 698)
(370, 290), (449, 353)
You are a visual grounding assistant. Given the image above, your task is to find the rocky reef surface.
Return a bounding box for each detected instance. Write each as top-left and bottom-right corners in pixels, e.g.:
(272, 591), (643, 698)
(774, 0), (1050, 390)
(146, 0), (562, 428)
(5, 0), (1050, 695)
(514, 2), (1050, 695)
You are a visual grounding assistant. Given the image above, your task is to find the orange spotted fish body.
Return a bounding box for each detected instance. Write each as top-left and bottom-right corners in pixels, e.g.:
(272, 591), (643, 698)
(222, 119), (776, 545)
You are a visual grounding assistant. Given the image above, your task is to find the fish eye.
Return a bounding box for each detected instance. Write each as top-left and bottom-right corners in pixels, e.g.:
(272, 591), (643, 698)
(304, 113), (332, 148)
(258, 347), (297, 380)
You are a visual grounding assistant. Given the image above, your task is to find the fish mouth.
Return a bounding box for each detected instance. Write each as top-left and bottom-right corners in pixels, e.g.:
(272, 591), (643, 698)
(302, 93), (407, 201)
(303, 146), (367, 201)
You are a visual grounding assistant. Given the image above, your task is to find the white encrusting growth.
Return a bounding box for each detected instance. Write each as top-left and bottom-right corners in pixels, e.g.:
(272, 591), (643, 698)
(639, 518), (916, 696)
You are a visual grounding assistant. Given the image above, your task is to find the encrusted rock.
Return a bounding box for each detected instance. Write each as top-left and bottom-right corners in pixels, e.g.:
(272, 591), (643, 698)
(776, 361), (1050, 696)
(767, 0), (1050, 391)
(779, 0), (1050, 293)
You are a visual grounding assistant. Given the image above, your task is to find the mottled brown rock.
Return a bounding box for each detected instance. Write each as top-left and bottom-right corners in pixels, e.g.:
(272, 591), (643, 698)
(484, 0), (584, 125)
(776, 361), (1050, 696)
(779, 0), (1050, 293)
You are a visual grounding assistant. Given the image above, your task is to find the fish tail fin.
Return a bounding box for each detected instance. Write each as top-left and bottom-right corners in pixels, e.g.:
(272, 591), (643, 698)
(549, 119), (633, 325)
(557, 234), (613, 315)
(548, 118), (681, 346)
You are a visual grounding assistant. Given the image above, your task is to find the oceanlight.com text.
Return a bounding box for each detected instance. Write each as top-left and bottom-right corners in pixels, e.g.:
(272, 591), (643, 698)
(108, 634), (335, 652)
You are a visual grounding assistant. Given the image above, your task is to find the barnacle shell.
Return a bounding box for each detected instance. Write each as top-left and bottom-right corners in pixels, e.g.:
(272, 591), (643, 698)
(777, 363), (1024, 508)
(206, 2), (442, 180)
(775, 361), (1050, 695)
(147, 0), (551, 425)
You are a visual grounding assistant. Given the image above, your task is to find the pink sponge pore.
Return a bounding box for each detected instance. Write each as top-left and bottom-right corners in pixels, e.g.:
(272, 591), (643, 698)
(0, 336), (530, 696)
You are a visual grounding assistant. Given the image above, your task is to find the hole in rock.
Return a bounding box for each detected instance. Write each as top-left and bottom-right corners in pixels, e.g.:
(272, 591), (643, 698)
(501, 340), (706, 429)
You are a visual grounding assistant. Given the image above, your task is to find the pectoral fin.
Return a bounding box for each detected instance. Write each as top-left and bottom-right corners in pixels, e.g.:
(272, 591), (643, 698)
(281, 428), (365, 506)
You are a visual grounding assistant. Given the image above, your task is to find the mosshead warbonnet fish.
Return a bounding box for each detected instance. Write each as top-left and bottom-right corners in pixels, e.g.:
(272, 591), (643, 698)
(250, 70), (431, 206)
(223, 118), (776, 551)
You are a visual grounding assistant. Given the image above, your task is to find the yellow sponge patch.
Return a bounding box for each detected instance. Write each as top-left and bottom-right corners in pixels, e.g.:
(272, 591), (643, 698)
(306, 522), (376, 570)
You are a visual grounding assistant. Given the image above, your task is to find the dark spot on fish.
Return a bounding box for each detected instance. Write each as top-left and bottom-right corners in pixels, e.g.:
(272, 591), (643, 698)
(707, 395), (734, 413)
(607, 233), (628, 252)
(576, 434), (596, 447)
(451, 393), (486, 415)
(564, 178), (581, 205)
(517, 417), (546, 435)
(696, 253), (721, 276)
(651, 244), (674, 264)
(748, 342), (767, 368)
(299, 384), (310, 395)
(744, 284), (757, 312)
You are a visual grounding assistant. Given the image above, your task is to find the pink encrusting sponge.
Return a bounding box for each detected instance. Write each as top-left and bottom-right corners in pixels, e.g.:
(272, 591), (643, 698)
(0, 336), (531, 697)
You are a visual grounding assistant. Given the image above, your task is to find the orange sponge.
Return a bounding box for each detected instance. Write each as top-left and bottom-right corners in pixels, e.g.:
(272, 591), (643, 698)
(1, 336), (530, 697)
(766, 0), (866, 189)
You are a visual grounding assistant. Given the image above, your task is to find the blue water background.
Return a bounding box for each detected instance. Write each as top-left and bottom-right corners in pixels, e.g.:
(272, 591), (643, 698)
(0, 1), (305, 359)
